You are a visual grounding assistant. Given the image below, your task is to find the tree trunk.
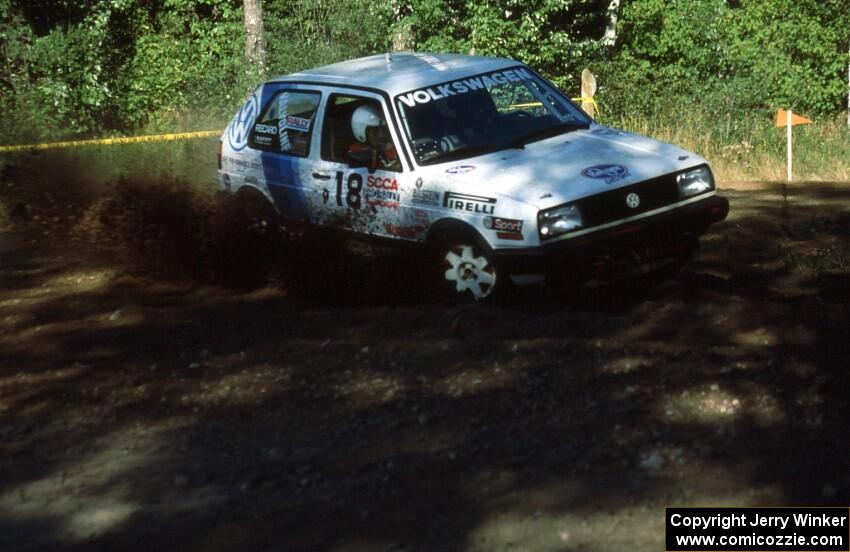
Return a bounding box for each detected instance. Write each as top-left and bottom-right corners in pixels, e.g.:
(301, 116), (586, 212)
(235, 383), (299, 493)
(602, 0), (622, 48)
(244, 0), (266, 72)
(391, 0), (410, 52)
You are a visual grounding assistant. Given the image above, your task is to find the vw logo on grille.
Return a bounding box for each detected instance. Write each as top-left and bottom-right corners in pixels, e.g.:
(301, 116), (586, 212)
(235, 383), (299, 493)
(626, 192), (640, 209)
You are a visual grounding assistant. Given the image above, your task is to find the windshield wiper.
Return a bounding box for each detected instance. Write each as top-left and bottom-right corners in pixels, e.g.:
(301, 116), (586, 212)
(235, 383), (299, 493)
(508, 121), (589, 149)
(422, 145), (501, 165)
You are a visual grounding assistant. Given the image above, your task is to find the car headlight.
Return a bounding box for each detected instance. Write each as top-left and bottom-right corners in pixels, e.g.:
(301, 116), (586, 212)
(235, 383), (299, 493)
(538, 204), (582, 239)
(677, 166), (714, 198)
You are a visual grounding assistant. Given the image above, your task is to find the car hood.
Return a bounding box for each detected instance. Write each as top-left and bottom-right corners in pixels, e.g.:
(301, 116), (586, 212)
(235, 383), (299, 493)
(435, 126), (707, 210)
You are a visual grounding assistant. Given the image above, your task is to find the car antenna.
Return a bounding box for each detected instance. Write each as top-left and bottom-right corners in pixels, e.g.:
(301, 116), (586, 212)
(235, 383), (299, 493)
(385, 52), (393, 63)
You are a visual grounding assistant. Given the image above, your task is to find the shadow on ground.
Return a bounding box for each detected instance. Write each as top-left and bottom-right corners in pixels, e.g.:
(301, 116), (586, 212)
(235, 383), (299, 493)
(1, 169), (849, 551)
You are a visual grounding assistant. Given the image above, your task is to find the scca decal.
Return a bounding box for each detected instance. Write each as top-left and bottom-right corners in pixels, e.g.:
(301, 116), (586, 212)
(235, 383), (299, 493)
(444, 192), (496, 215)
(397, 68), (534, 107)
(366, 176), (398, 190)
(365, 175), (400, 207)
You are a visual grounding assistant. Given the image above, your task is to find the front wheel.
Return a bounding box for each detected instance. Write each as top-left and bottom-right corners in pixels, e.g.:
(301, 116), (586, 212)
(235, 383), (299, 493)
(438, 241), (502, 302)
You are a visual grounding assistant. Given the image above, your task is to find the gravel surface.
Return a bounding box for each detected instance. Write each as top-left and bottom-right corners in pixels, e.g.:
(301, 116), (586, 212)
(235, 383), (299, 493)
(1, 178), (848, 551)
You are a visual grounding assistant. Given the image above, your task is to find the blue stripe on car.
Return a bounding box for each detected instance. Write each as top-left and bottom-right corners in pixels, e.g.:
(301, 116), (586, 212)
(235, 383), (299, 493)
(258, 83), (310, 219)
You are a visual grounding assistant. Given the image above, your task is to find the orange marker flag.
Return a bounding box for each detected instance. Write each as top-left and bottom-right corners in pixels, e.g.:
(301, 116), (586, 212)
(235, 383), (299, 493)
(775, 109), (812, 127)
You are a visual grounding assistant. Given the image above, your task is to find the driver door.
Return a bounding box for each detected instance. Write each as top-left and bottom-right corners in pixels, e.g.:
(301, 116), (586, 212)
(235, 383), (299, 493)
(313, 91), (411, 238)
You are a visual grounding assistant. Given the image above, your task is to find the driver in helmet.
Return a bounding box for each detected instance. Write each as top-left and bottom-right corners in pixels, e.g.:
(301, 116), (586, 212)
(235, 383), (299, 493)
(348, 104), (400, 172)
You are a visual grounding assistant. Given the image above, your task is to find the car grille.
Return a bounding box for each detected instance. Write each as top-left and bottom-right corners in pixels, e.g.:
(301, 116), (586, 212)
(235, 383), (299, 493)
(575, 171), (683, 229)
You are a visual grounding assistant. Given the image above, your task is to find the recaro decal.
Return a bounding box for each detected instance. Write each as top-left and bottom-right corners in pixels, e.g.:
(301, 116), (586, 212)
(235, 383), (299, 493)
(254, 123), (275, 146)
(255, 124), (277, 135)
(444, 192), (496, 215)
(581, 164), (630, 185)
(397, 68), (534, 107)
(227, 93), (260, 151)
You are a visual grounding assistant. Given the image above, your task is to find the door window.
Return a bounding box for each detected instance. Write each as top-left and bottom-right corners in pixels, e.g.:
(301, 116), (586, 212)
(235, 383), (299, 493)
(250, 90), (320, 156)
(321, 94), (401, 172)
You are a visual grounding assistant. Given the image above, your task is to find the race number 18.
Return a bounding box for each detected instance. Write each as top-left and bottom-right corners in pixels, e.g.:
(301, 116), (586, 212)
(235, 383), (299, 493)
(335, 172), (362, 209)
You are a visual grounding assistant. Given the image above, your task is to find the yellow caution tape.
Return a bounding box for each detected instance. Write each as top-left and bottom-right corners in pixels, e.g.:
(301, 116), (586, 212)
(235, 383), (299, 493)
(0, 96), (601, 154)
(572, 96), (600, 114)
(505, 96), (600, 115)
(0, 130), (223, 153)
(505, 102), (544, 109)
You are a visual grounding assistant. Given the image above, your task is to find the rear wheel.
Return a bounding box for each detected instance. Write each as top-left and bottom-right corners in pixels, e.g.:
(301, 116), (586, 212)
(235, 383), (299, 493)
(232, 188), (280, 237)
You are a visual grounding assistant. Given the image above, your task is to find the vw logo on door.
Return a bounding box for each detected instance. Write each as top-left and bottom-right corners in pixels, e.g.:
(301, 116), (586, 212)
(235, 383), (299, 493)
(626, 192), (641, 209)
(226, 93), (260, 152)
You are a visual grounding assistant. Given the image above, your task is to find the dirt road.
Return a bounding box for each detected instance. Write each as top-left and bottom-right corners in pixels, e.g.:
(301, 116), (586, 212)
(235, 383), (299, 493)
(1, 178), (848, 551)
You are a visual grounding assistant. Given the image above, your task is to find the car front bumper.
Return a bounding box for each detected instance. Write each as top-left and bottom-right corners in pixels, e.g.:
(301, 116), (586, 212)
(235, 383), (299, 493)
(493, 194), (730, 276)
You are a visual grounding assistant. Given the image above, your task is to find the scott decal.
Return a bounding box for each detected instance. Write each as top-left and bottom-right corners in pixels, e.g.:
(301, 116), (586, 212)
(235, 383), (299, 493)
(284, 116), (311, 132)
(581, 164), (630, 185)
(227, 93), (260, 151)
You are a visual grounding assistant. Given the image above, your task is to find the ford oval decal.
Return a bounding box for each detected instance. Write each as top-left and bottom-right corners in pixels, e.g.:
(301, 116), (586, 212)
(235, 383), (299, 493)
(446, 165), (476, 175)
(581, 164), (630, 184)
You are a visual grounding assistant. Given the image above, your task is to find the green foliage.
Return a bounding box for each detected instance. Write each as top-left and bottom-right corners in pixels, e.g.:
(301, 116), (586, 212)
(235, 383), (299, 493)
(264, 0), (392, 78)
(599, 0), (850, 120)
(403, 0), (607, 89)
(119, 1), (249, 130)
(0, 0), (847, 146)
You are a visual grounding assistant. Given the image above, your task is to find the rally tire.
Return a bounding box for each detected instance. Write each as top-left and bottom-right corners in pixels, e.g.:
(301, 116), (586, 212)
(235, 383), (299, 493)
(231, 188), (281, 240)
(430, 234), (505, 303)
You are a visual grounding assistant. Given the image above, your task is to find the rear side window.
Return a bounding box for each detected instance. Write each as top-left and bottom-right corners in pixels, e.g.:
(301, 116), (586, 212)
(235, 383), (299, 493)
(250, 90), (320, 156)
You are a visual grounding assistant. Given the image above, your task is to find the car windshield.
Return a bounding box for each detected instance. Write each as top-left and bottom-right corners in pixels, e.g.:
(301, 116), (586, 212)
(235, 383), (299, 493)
(395, 67), (591, 165)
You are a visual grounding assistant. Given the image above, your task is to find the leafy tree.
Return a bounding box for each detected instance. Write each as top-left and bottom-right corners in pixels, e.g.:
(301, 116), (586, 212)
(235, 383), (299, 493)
(0, 0), (847, 142)
(400, 0), (610, 89)
(600, 0), (850, 119)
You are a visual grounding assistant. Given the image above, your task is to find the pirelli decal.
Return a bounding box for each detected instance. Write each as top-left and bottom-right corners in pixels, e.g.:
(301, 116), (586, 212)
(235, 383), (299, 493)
(444, 192), (496, 215)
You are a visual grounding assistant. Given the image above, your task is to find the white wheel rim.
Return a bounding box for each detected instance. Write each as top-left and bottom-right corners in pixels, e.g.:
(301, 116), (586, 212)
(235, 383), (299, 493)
(444, 245), (496, 300)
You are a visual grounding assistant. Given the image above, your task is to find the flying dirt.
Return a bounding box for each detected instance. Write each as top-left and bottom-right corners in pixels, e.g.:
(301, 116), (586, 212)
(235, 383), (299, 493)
(1, 156), (849, 551)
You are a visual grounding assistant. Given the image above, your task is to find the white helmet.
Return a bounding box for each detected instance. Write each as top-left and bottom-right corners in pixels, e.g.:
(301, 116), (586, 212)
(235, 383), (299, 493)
(351, 104), (384, 143)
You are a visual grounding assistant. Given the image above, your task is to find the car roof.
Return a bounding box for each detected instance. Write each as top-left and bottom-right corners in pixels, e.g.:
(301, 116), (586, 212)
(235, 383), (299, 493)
(268, 52), (522, 97)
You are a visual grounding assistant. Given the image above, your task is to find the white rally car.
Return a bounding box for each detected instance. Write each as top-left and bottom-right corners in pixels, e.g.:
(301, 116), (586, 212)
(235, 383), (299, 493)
(218, 52), (729, 300)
